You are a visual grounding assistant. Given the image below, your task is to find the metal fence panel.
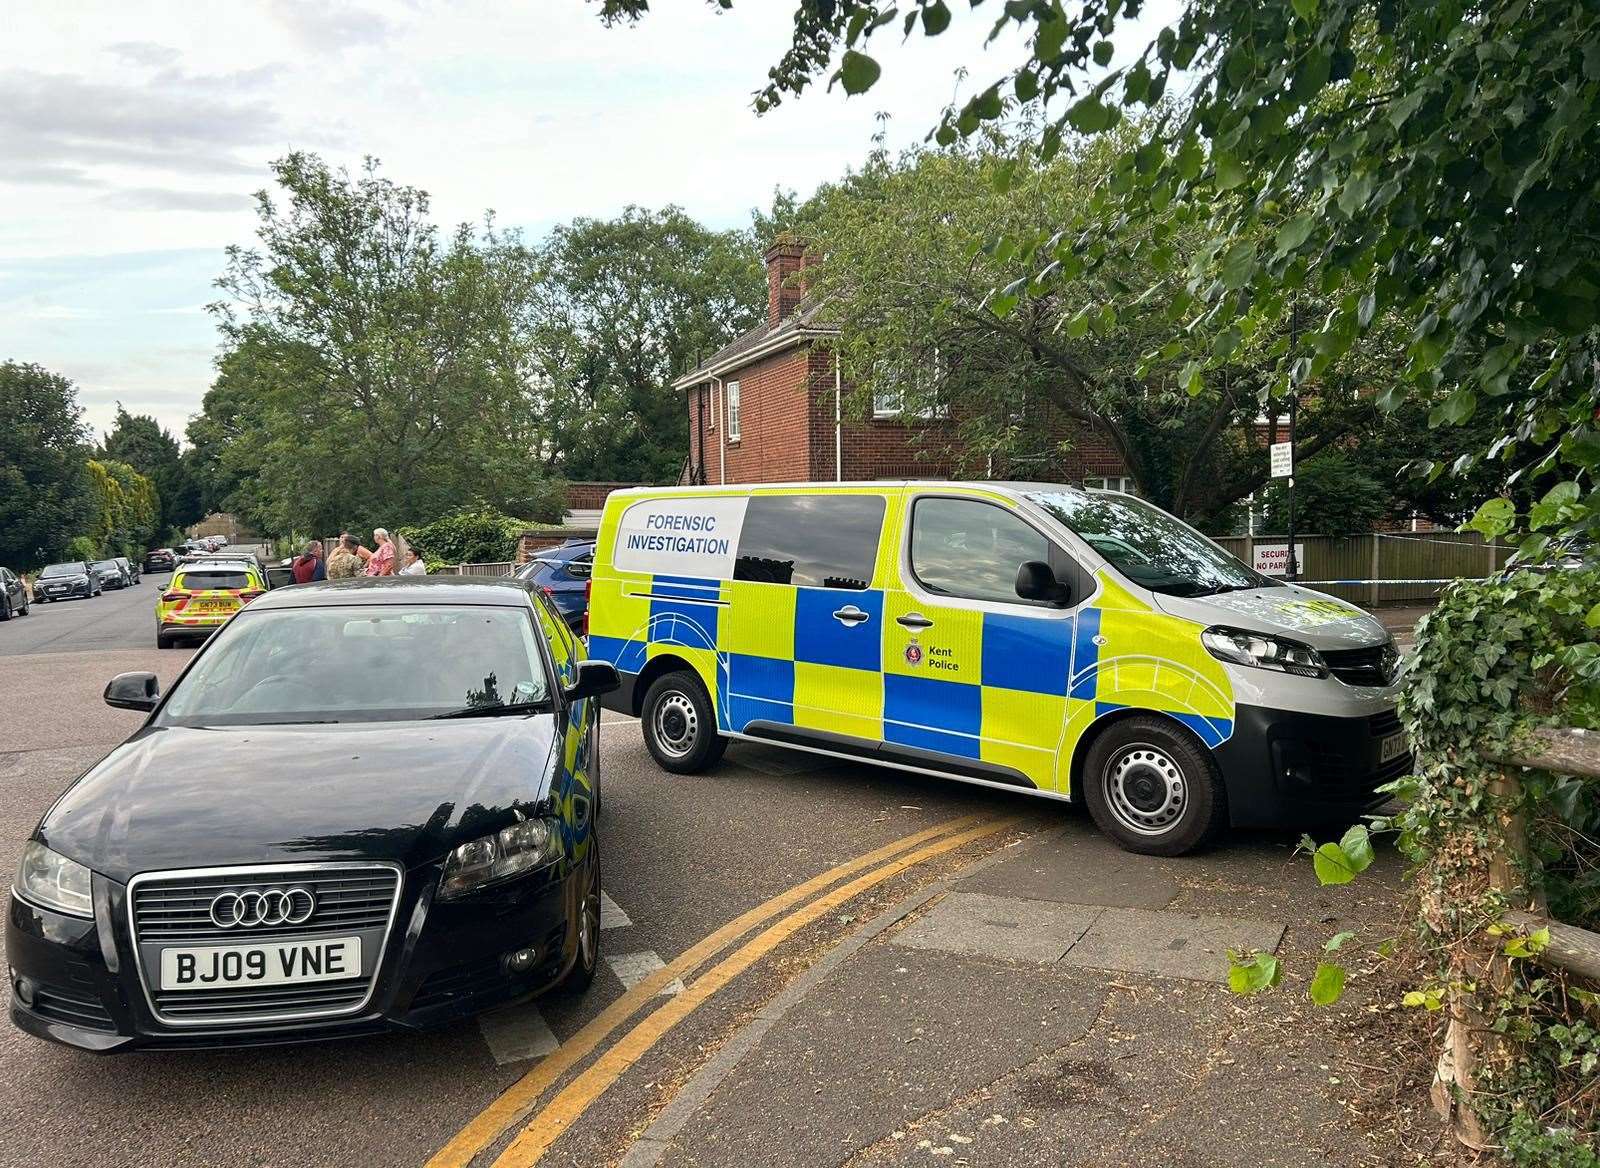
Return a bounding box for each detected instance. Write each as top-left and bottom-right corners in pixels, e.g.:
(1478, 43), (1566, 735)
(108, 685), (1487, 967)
(1211, 532), (1510, 605)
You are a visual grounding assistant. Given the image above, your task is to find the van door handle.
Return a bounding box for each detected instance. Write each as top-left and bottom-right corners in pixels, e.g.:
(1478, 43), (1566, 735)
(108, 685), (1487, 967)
(832, 605), (871, 627)
(896, 613), (934, 630)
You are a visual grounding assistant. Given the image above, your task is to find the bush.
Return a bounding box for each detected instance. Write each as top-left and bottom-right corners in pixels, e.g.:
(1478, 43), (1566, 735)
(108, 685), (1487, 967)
(399, 507), (528, 567)
(65, 535), (100, 562)
(1257, 451), (1386, 537)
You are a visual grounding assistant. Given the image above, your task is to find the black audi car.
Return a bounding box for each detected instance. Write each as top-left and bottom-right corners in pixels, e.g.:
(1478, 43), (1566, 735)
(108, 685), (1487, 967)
(32, 561), (100, 602)
(8, 577), (616, 1051)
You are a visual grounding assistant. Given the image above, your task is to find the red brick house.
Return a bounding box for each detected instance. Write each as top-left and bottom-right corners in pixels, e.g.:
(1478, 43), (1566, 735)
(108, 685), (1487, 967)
(673, 239), (1132, 487)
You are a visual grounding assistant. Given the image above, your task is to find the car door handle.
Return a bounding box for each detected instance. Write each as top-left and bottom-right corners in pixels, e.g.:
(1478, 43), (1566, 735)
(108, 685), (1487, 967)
(896, 613), (934, 630)
(832, 605), (872, 627)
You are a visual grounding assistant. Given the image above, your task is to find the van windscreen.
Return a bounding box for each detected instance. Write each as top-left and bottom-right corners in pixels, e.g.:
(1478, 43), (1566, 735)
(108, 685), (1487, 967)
(1026, 490), (1265, 597)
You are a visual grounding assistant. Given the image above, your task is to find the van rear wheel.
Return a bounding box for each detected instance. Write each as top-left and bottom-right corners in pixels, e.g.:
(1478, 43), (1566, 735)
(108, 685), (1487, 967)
(641, 670), (726, 773)
(1081, 716), (1226, 856)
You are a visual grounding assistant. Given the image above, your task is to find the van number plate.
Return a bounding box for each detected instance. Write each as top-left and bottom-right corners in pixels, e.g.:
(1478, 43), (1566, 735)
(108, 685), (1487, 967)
(1379, 733), (1408, 764)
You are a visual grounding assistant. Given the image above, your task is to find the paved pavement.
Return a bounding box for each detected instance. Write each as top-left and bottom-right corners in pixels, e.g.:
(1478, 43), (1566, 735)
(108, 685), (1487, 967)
(0, 576), (1426, 1168)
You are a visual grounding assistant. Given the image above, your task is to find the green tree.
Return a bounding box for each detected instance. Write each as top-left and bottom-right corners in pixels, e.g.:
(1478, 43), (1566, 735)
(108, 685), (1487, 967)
(608, 0), (1599, 545)
(791, 131), (1389, 524)
(0, 361), (94, 570)
(206, 153), (555, 537)
(534, 207), (766, 482)
(1257, 451), (1384, 537)
(84, 458), (160, 559)
(100, 405), (201, 535)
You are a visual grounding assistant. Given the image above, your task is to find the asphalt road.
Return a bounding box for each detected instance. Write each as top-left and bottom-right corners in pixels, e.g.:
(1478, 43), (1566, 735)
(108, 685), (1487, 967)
(1, 568), (173, 657)
(0, 565), (1046, 1168)
(0, 564), (1415, 1167)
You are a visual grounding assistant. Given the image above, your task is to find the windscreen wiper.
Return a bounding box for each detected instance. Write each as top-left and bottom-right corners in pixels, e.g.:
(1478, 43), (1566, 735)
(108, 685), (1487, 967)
(429, 700), (551, 720)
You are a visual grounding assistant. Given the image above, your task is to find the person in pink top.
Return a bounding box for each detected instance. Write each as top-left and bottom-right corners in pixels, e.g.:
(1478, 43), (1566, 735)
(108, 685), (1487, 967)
(365, 528), (397, 576)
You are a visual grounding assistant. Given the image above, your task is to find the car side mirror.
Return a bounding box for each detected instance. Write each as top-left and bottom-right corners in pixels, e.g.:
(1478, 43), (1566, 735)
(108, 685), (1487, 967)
(564, 660), (621, 704)
(105, 671), (160, 712)
(1015, 560), (1070, 605)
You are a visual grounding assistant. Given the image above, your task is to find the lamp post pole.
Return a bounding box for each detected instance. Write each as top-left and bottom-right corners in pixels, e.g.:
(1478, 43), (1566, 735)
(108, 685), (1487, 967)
(1286, 302), (1299, 582)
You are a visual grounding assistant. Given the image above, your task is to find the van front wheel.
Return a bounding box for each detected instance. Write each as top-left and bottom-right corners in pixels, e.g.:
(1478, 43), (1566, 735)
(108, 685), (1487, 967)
(641, 670), (727, 773)
(1081, 716), (1226, 856)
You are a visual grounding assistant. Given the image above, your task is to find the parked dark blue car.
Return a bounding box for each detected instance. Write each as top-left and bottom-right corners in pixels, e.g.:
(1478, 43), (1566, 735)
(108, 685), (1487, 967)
(511, 541), (593, 631)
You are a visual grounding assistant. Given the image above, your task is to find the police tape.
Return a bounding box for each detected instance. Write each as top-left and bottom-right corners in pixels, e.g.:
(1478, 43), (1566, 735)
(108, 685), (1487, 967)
(1293, 578), (1481, 586)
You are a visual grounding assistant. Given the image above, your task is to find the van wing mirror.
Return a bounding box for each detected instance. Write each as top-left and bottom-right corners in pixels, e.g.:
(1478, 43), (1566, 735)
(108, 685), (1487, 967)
(105, 671), (160, 712)
(1015, 560), (1070, 605)
(564, 659), (621, 704)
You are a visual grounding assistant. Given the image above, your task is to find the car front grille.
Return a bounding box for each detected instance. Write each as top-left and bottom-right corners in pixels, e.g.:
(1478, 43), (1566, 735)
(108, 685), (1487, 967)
(1323, 640), (1400, 687)
(132, 868), (398, 941)
(128, 862), (402, 1027)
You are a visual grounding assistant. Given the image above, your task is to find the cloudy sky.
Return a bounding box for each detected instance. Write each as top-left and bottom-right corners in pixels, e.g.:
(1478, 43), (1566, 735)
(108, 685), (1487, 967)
(1, 1), (1171, 444)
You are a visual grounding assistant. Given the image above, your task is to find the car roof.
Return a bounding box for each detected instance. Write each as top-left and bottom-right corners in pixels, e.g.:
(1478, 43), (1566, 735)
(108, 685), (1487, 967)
(248, 576), (537, 610)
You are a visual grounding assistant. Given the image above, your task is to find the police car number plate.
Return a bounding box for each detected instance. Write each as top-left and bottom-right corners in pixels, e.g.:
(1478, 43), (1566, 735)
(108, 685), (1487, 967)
(1379, 733), (1408, 764)
(159, 936), (361, 990)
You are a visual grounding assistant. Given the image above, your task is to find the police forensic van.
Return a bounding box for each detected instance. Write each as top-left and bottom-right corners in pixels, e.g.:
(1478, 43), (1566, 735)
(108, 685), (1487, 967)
(588, 482), (1407, 854)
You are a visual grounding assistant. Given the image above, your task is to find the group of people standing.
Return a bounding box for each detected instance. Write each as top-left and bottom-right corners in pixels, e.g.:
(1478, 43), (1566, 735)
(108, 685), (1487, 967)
(290, 528), (428, 584)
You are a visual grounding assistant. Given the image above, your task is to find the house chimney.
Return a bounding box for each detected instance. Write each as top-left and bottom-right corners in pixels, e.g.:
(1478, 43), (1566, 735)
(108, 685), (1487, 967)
(765, 236), (810, 328)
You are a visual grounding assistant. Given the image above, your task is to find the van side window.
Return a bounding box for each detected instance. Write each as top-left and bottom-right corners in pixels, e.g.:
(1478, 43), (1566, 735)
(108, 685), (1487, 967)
(910, 497), (1050, 604)
(733, 495), (885, 590)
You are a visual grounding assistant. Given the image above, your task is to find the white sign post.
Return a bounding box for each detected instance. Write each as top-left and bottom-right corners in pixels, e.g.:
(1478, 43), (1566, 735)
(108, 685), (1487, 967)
(1253, 543), (1306, 578)
(1269, 441), (1294, 479)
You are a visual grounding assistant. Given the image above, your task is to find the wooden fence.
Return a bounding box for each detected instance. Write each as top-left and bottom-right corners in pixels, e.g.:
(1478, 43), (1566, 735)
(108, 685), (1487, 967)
(1213, 531), (1514, 604)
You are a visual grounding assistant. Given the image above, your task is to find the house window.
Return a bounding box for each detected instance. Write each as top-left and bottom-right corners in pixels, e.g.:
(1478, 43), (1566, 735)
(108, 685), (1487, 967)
(873, 351), (946, 420)
(872, 383), (903, 418)
(726, 380), (741, 441)
(1083, 476), (1136, 495)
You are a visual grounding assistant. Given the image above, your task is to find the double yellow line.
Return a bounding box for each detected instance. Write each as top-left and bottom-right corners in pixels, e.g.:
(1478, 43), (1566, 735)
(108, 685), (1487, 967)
(428, 812), (1019, 1168)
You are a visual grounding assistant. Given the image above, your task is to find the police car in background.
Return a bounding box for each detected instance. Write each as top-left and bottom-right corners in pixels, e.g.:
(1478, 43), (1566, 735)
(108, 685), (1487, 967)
(587, 482), (1407, 856)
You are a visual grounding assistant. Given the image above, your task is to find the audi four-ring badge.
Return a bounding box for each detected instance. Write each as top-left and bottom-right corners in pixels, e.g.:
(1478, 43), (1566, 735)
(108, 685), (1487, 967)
(7, 578), (619, 1051)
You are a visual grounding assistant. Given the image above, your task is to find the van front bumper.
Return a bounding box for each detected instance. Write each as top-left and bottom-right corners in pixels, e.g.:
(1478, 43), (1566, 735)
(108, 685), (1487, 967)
(1214, 704), (1411, 829)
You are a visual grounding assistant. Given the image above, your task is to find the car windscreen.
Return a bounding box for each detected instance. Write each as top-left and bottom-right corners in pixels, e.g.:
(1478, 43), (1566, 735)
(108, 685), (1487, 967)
(175, 570), (252, 591)
(91, 560), (117, 570)
(156, 603), (552, 726)
(39, 564), (82, 577)
(1025, 490), (1266, 597)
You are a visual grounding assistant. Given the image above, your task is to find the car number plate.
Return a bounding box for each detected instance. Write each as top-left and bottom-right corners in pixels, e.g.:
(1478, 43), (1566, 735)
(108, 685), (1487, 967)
(159, 936), (361, 990)
(1379, 732), (1408, 764)
(195, 598), (235, 613)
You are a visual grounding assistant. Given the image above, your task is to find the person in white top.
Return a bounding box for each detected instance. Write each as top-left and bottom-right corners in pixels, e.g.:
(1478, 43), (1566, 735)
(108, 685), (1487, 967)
(400, 548), (428, 576)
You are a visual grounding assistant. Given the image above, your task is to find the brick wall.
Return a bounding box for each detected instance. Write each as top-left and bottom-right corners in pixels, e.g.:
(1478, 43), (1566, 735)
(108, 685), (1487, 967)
(564, 482), (639, 511)
(690, 346), (817, 484)
(684, 339), (1135, 487)
(518, 526), (599, 562)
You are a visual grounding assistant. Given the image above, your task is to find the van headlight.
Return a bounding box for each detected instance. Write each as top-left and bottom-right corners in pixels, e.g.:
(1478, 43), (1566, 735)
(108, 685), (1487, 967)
(438, 817), (561, 899)
(1201, 627), (1328, 679)
(15, 841), (94, 918)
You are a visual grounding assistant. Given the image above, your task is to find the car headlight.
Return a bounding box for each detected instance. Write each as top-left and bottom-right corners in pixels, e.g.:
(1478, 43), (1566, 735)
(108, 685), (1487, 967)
(15, 841), (94, 918)
(438, 816), (561, 899)
(1201, 627), (1328, 679)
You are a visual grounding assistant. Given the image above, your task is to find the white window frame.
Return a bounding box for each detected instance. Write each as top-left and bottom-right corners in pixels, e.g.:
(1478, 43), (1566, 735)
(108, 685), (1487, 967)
(873, 350), (947, 420)
(872, 382), (903, 418)
(1084, 475), (1136, 495)
(726, 380), (741, 442)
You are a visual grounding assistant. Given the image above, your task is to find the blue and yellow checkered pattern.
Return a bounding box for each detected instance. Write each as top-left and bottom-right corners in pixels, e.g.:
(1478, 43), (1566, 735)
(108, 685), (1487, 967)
(589, 488), (1236, 797)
